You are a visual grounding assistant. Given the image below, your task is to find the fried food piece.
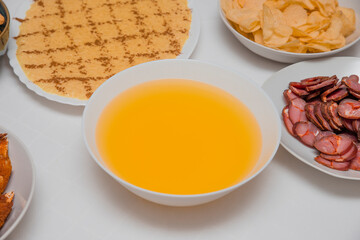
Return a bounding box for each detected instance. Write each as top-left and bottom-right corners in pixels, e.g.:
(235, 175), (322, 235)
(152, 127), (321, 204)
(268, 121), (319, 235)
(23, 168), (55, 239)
(0, 134), (12, 193)
(0, 13), (4, 25)
(0, 192), (14, 228)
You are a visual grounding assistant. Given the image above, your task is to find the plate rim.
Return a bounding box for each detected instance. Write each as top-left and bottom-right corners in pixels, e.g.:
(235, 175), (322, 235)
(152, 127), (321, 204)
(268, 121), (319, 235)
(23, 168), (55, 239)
(7, 0), (200, 106)
(262, 56), (360, 180)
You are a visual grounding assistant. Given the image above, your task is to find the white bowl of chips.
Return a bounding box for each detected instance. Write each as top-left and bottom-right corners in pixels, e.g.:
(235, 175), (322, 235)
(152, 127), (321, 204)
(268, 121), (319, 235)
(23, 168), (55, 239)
(219, 0), (360, 63)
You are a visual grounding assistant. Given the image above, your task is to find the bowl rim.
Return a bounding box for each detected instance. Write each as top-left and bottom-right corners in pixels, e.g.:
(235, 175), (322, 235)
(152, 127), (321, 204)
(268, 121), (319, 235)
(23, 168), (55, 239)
(218, 1), (360, 57)
(82, 58), (281, 199)
(0, 1), (10, 39)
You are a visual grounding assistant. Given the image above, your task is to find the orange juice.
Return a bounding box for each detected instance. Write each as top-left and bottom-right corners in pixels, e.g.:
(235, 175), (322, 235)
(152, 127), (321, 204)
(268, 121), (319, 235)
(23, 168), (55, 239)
(96, 79), (262, 195)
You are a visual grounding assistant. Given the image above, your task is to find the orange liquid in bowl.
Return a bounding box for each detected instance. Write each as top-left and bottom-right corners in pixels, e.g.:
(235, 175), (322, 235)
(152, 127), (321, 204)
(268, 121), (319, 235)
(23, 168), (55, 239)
(96, 79), (262, 195)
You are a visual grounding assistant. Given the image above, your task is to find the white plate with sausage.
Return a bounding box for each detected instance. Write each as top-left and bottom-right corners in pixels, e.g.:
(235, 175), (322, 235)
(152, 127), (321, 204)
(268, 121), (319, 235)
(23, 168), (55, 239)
(262, 56), (360, 180)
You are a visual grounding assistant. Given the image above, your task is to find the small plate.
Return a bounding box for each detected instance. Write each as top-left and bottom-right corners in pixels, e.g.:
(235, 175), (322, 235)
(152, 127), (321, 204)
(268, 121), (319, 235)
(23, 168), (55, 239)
(7, 0), (200, 106)
(0, 126), (35, 239)
(262, 57), (360, 180)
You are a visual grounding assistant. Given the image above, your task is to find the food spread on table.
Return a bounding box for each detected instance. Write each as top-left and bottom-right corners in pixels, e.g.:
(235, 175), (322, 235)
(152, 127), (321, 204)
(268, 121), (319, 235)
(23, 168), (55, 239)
(282, 75), (360, 171)
(15, 0), (191, 100)
(1, 0), (360, 237)
(221, 0), (356, 53)
(0, 134), (13, 228)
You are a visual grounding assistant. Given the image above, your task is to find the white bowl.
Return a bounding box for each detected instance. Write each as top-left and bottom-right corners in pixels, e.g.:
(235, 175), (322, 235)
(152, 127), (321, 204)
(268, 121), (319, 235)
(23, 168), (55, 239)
(219, 0), (360, 63)
(82, 59), (281, 207)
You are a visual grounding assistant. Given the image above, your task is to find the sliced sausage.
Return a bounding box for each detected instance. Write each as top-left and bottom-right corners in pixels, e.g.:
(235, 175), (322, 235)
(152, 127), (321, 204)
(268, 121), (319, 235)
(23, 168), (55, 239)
(316, 131), (335, 141)
(283, 89), (299, 104)
(289, 98), (307, 124)
(315, 156), (351, 171)
(327, 102), (343, 128)
(320, 102), (341, 131)
(338, 133), (357, 143)
(349, 90), (360, 99)
(326, 88), (348, 102)
(282, 106), (295, 137)
(314, 103), (332, 131)
(293, 121), (320, 147)
(342, 118), (355, 132)
(305, 78), (337, 92)
(314, 134), (353, 155)
(301, 76), (329, 84)
(289, 85), (309, 97)
(338, 98), (360, 119)
(306, 90), (321, 101)
(352, 119), (360, 134)
(320, 83), (341, 102)
(305, 103), (324, 130)
(342, 75), (360, 93)
(319, 142), (357, 162)
(350, 144), (360, 170)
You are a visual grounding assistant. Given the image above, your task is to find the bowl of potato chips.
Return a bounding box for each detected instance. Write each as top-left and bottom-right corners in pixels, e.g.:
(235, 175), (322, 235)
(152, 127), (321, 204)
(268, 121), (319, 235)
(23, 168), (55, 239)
(220, 0), (360, 63)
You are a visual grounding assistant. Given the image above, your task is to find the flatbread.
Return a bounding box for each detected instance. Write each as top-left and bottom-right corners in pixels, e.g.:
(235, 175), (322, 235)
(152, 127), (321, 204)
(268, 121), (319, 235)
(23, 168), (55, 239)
(16, 0), (191, 100)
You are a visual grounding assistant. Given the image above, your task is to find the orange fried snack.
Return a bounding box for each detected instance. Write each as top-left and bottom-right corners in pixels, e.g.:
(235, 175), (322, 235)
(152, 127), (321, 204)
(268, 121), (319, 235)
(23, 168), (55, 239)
(0, 134), (12, 193)
(0, 192), (14, 228)
(0, 14), (4, 25)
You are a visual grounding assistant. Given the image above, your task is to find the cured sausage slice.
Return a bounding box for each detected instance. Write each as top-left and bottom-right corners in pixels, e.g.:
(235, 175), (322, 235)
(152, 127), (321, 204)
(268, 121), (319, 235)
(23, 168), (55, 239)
(314, 103), (332, 131)
(305, 78), (337, 92)
(342, 118), (355, 132)
(352, 119), (360, 134)
(338, 99), (360, 119)
(326, 88), (348, 102)
(320, 102), (341, 131)
(282, 106), (295, 136)
(320, 143), (357, 162)
(289, 98), (307, 124)
(301, 76), (329, 84)
(289, 85), (309, 97)
(283, 89), (299, 104)
(320, 83), (340, 102)
(349, 90), (360, 99)
(350, 144), (360, 170)
(306, 90), (321, 101)
(314, 134), (353, 155)
(338, 133), (357, 143)
(327, 102), (343, 128)
(343, 75), (360, 93)
(316, 131), (335, 141)
(315, 156), (351, 171)
(293, 121), (320, 147)
(305, 103), (324, 130)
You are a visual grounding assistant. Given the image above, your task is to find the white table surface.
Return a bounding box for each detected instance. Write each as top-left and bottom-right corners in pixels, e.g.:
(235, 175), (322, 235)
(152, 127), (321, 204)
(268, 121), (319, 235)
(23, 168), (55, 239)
(2, 0), (360, 239)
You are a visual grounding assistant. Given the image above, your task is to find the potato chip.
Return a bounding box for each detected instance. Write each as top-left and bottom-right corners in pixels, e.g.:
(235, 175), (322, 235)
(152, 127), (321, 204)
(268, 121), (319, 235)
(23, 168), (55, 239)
(236, 0), (246, 8)
(227, 8), (261, 33)
(306, 43), (331, 52)
(313, 0), (338, 17)
(253, 29), (264, 44)
(221, 0), (233, 15)
(323, 14), (343, 40)
(278, 39), (307, 53)
(262, 5), (292, 47)
(221, 0), (356, 54)
(283, 4), (308, 27)
(244, 0), (267, 11)
(335, 7), (356, 37)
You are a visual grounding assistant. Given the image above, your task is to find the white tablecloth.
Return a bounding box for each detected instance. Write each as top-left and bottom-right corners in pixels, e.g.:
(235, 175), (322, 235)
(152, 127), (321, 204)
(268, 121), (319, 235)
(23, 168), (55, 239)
(2, 0), (360, 239)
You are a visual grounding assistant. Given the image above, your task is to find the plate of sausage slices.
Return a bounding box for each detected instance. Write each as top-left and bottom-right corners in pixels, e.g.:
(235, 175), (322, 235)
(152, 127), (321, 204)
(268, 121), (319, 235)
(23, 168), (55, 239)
(262, 56), (360, 180)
